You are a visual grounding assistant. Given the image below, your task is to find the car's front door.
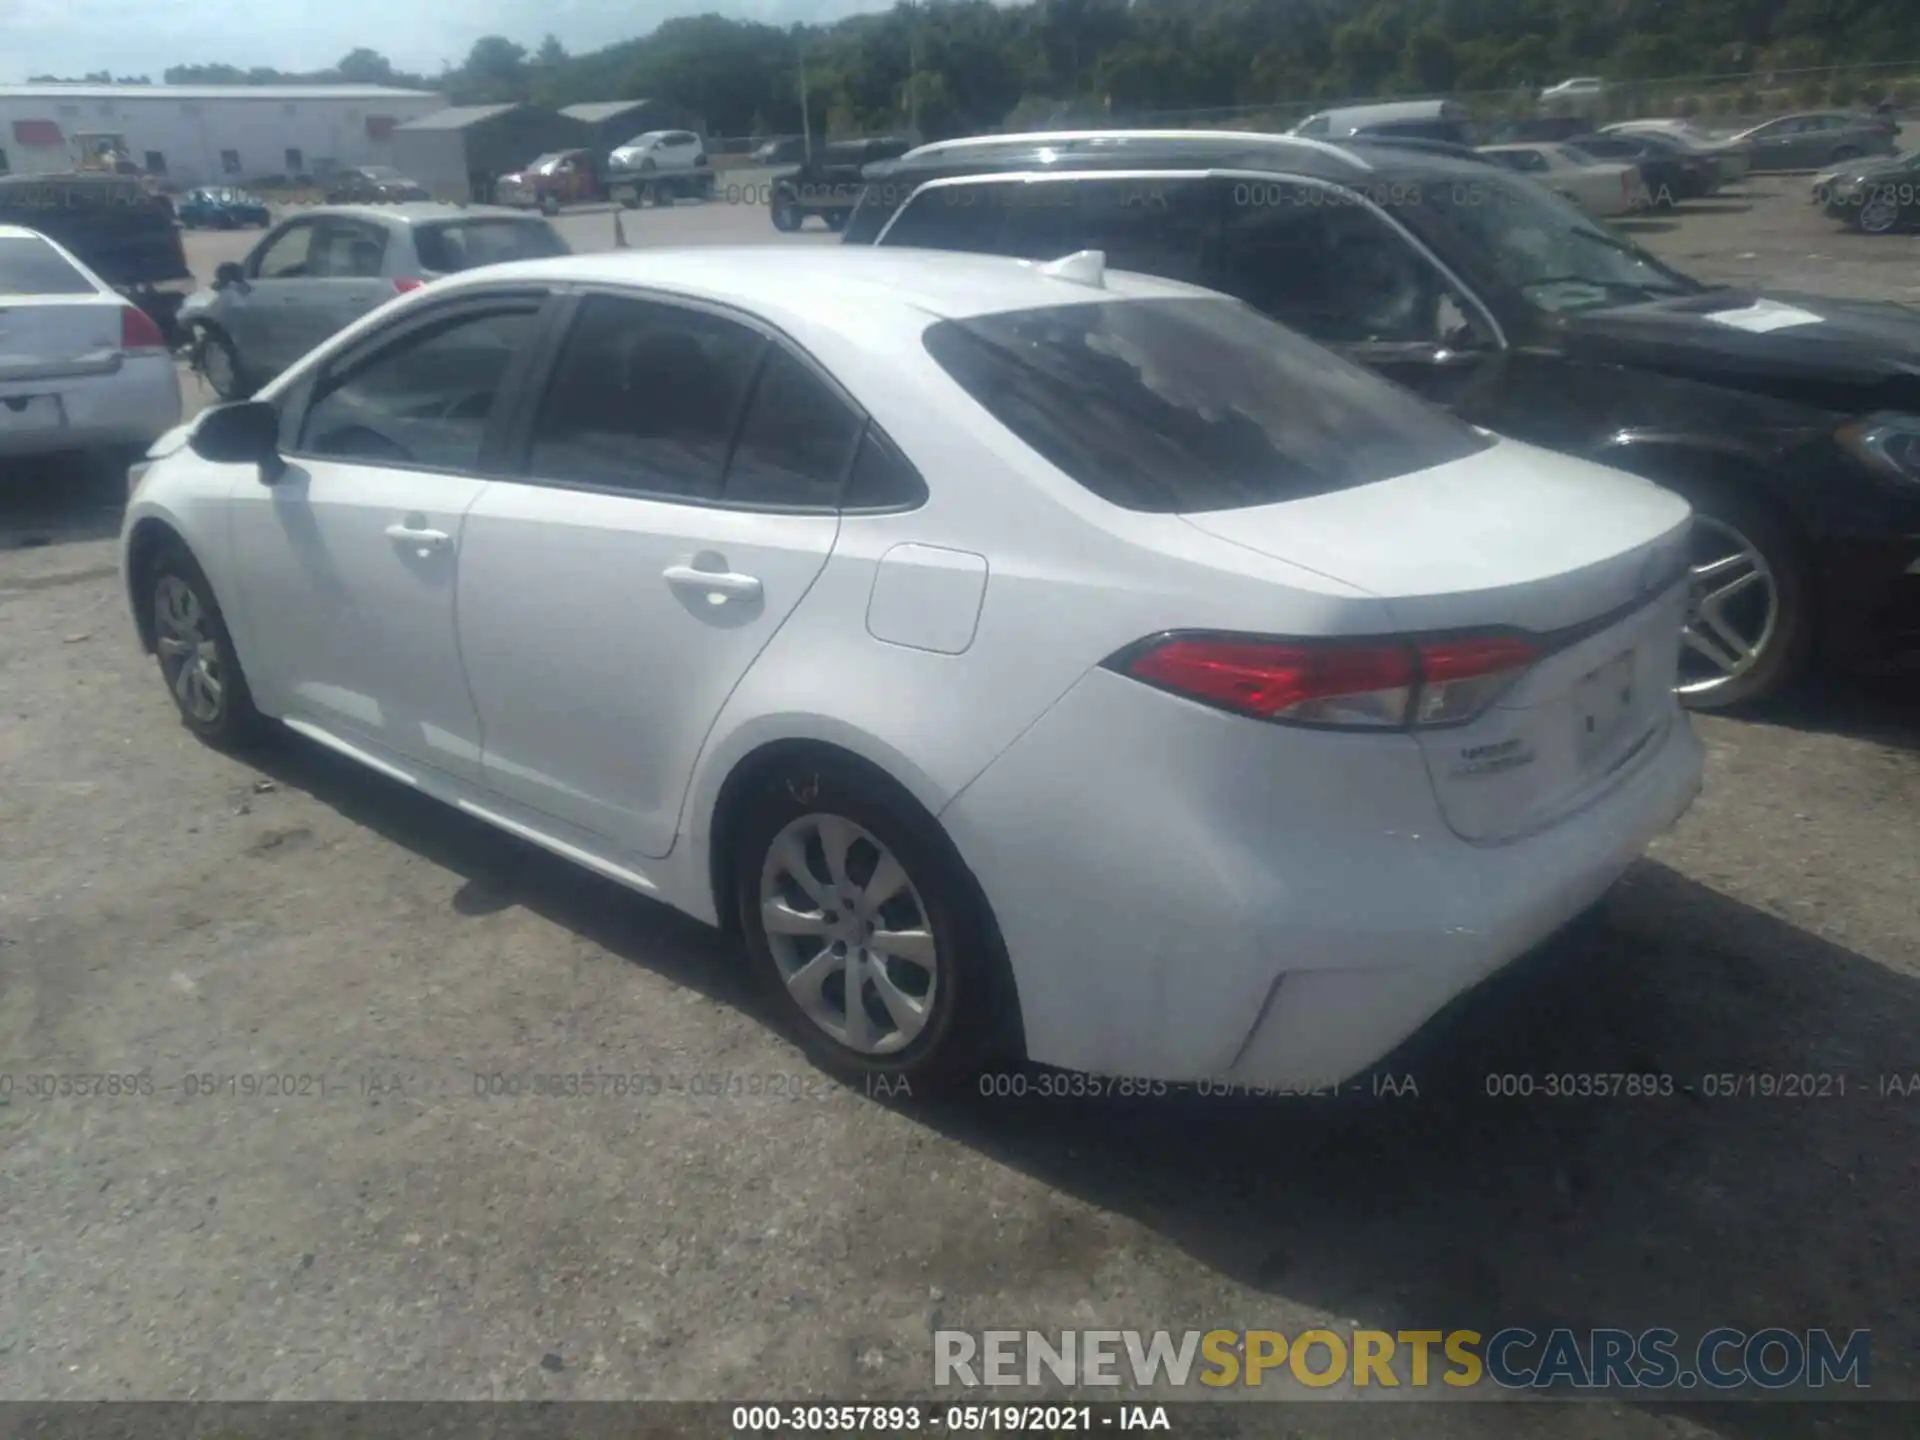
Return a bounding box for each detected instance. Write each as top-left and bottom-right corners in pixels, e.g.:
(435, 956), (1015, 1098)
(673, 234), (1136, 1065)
(229, 217), (318, 373)
(224, 293), (552, 783)
(455, 290), (851, 859)
(1747, 118), (1805, 169)
(297, 216), (397, 352)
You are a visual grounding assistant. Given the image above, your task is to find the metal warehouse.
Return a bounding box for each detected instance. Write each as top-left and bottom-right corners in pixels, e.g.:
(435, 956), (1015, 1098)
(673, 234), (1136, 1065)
(0, 84), (444, 185)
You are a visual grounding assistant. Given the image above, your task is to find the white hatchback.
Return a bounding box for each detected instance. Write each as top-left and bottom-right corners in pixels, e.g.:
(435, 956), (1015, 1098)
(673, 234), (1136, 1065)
(120, 246), (1704, 1091)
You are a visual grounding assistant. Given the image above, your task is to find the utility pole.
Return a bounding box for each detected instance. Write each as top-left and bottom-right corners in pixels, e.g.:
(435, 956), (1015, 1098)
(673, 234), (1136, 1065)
(908, 2), (921, 136)
(800, 47), (814, 160)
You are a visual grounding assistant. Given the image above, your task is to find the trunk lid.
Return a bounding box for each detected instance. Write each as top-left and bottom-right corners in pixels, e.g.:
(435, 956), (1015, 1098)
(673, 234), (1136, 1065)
(0, 292), (126, 384)
(1180, 439), (1694, 842)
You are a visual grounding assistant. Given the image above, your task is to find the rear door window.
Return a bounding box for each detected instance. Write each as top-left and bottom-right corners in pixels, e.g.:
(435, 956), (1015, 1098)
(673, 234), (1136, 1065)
(922, 296), (1490, 513)
(413, 219), (568, 273)
(723, 346), (865, 507)
(524, 293), (765, 499)
(0, 233), (95, 294)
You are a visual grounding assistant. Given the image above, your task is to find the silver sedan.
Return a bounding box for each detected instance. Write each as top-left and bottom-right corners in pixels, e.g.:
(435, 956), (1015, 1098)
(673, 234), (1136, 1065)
(0, 224), (181, 472)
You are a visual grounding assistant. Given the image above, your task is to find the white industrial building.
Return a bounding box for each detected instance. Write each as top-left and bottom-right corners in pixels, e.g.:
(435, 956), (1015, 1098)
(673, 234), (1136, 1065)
(0, 84), (444, 185)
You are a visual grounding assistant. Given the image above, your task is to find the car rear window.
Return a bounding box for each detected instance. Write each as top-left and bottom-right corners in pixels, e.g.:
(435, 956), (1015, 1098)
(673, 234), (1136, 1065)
(413, 219), (569, 273)
(0, 234), (96, 295)
(922, 297), (1491, 513)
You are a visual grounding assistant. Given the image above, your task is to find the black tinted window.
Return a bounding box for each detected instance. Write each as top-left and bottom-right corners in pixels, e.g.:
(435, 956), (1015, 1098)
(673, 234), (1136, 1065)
(1212, 184), (1460, 344)
(0, 234), (94, 294)
(300, 306), (538, 469)
(923, 297), (1489, 513)
(842, 423), (928, 509)
(878, 184), (1008, 252)
(414, 219), (568, 273)
(995, 177), (1218, 285)
(527, 294), (764, 498)
(725, 347), (864, 506)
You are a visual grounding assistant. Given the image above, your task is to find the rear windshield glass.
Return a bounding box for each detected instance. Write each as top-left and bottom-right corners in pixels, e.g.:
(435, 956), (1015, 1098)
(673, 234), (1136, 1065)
(922, 297), (1490, 513)
(0, 234), (95, 295)
(413, 219), (568, 273)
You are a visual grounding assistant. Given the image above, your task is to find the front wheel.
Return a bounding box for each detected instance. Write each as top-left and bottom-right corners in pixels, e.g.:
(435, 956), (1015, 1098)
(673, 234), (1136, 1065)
(194, 325), (251, 401)
(771, 194), (802, 232)
(1676, 490), (1814, 709)
(148, 542), (265, 749)
(1858, 192), (1901, 234)
(735, 760), (1008, 1090)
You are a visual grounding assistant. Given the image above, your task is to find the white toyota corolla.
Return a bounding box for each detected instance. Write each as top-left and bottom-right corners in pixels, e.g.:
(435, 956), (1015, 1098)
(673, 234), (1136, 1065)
(121, 245), (1704, 1091)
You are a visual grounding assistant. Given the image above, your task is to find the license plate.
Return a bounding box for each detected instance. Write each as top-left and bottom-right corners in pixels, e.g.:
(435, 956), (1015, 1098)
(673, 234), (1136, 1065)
(1574, 651), (1638, 760)
(0, 394), (65, 434)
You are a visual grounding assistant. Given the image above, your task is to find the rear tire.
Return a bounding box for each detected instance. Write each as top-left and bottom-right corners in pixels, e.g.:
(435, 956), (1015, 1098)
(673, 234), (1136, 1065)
(734, 758), (1010, 1092)
(771, 195), (802, 232)
(146, 540), (266, 751)
(1673, 484), (1815, 710)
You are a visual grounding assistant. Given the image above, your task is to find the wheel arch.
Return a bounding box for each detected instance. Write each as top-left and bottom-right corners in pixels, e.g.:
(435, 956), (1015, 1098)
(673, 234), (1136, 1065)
(124, 515), (190, 654)
(695, 728), (1026, 1055)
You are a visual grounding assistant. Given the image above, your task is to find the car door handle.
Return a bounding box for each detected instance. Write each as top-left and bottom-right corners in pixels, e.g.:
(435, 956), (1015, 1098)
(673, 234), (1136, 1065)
(663, 564), (762, 602)
(385, 523), (451, 553)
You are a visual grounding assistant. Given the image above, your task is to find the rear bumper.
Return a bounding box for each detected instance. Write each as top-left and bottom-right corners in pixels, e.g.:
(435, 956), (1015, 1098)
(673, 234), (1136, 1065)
(942, 667), (1704, 1090)
(0, 352), (181, 460)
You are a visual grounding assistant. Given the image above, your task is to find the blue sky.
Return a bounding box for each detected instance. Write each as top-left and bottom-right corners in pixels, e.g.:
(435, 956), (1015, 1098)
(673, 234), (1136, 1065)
(3, 0), (898, 85)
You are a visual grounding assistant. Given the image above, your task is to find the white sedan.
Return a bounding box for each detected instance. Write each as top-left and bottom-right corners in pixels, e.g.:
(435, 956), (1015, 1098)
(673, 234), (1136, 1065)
(1, 224), (181, 472)
(119, 246), (1704, 1091)
(1477, 143), (1651, 218)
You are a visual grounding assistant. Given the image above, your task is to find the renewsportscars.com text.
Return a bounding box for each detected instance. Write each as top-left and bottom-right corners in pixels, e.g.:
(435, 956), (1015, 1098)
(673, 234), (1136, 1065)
(934, 1327), (1870, 1392)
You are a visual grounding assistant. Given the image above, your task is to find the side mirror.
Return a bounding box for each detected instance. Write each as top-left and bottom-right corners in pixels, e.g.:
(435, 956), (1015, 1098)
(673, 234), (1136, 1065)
(213, 260), (246, 289)
(191, 400), (283, 480)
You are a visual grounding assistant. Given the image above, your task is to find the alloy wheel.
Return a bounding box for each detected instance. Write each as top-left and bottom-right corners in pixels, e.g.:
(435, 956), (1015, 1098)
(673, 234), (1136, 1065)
(1677, 516), (1778, 697)
(1859, 193), (1900, 234)
(200, 335), (236, 397)
(155, 574), (226, 724)
(758, 813), (938, 1056)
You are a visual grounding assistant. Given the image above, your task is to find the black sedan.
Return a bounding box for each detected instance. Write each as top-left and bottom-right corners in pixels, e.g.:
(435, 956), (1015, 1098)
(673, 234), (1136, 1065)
(323, 166), (431, 204)
(1815, 150), (1920, 233)
(1570, 132), (1719, 204)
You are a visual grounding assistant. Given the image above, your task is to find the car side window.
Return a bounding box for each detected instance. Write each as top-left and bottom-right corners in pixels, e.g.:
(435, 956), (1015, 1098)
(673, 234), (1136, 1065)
(525, 293), (765, 499)
(879, 182), (1010, 252)
(309, 219), (388, 279)
(723, 346), (865, 507)
(841, 422), (928, 510)
(997, 176), (1219, 286)
(252, 221), (315, 278)
(1211, 181), (1477, 348)
(297, 305), (540, 470)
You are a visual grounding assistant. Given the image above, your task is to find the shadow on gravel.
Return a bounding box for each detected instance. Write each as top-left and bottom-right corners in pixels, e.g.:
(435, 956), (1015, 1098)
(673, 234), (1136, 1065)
(1677, 199), (1757, 215)
(0, 456), (127, 550)
(1743, 671), (1920, 754)
(239, 730), (757, 1013)
(897, 862), (1918, 1427)
(242, 728), (1915, 1430)
(1614, 217), (1680, 235)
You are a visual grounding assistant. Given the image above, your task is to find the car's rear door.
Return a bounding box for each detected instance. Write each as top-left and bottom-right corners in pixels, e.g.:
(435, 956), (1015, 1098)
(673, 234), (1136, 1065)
(454, 288), (851, 860)
(296, 216), (396, 354)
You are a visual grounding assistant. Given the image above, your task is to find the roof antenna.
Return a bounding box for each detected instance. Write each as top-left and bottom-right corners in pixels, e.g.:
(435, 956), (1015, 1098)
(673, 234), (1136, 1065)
(1037, 249), (1106, 288)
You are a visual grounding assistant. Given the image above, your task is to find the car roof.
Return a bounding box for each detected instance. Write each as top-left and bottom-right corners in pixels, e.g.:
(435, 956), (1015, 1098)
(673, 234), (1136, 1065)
(425, 245), (1219, 325)
(299, 202), (533, 225)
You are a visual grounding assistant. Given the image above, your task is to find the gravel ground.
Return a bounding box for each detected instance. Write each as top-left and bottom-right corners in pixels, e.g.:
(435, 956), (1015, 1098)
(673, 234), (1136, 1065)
(1, 173), (1916, 1435)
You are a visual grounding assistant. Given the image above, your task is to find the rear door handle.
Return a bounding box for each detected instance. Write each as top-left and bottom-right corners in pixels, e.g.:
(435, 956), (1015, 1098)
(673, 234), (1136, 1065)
(386, 522), (451, 554)
(663, 564), (762, 602)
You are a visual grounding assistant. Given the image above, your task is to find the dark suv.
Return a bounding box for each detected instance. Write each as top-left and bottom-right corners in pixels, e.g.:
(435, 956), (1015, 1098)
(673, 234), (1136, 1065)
(770, 137), (916, 232)
(843, 130), (1920, 707)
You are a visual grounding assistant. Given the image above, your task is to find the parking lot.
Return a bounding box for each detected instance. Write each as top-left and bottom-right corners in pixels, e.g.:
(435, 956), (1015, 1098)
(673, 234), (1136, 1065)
(2, 171), (1917, 1430)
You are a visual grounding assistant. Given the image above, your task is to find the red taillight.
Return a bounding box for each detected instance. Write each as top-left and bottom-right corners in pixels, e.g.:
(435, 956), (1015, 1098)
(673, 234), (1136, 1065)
(392, 277), (427, 294)
(1116, 632), (1537, 730)
(120, 304), (167, 352)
